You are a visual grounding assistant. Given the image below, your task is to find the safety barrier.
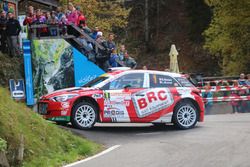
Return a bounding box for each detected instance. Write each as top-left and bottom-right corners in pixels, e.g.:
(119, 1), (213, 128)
(200, 86), (250, 93)
(200, 85), (250, 102)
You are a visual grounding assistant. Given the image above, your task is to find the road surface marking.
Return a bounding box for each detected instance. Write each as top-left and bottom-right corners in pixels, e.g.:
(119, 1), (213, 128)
(64, 145), (121, 167)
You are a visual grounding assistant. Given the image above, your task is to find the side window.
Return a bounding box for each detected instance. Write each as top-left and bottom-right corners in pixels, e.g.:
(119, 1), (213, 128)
(150, 74), (179, 88)
(104, 73), (144, 90)
(175, 77), (194, 87)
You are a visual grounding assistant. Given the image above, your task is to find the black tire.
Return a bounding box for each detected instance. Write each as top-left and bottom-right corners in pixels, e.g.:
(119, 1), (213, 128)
(56, 121), (68, 126)
(71, 101), (98, 130)
(173, 102), (198, 130)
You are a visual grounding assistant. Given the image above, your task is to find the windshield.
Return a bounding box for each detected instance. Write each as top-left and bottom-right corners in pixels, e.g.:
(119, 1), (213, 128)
(82, 76), (109, 87)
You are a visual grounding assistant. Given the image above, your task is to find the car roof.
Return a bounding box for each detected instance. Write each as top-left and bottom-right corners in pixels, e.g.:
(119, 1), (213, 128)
(107, 69), (183, 78)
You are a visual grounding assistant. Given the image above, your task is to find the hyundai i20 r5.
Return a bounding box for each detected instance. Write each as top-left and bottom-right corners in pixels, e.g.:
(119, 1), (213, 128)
(38, 70), (204, 130)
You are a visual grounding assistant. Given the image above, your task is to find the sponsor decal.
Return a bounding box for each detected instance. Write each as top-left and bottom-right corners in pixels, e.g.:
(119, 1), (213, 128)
(104, 108), (125, 118)
(132, 88), (174, 118)
(61, 110), (67, 115)
(159, 77), (173, 85)
(48, 116), (70, 121)
(92, 94), (103, 99)
(103, 92), (111, 99)
(176, 87), (194, 99)
(61, 102), (70, 108)
(103, 90), (131, 122)
(125, 101), (130, 106)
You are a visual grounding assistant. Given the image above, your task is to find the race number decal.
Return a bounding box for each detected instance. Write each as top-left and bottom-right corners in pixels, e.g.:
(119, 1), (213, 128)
(132, 88), (174, 118)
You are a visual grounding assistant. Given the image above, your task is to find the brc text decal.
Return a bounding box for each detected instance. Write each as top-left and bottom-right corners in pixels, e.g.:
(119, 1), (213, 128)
(132, 88), (174, 118)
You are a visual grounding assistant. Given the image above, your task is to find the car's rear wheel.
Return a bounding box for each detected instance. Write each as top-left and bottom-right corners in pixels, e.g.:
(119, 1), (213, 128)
(173, 102), (198, 130)
(71, 101), (97, 130)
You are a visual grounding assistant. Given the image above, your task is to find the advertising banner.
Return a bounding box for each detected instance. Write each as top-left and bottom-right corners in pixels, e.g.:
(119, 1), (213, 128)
(32, 39), (75, 99)
(30, 39), (105, 101)
(73, 48), (105, 87)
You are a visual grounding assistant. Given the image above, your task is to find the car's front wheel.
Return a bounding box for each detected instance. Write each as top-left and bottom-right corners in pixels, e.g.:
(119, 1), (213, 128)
(71, 101), (97, 130)
(173, 102), (198, 130)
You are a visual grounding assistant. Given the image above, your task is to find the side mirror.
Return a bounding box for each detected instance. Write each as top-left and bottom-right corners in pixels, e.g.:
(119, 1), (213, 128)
(123, 84), (132, 89)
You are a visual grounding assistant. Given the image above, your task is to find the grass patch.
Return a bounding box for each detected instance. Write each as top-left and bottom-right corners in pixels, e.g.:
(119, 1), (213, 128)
(0, 87), (103, 167)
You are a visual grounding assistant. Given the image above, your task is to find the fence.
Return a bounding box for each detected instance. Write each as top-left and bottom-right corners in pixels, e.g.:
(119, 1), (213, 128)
(199, 83), (250, 114)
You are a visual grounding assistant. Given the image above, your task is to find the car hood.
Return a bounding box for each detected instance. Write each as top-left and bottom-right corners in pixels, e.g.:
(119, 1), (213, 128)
(40, 87), (98, 99)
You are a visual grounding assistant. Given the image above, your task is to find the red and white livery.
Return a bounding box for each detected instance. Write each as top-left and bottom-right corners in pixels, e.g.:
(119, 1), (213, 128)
(38, 69), (204, 130)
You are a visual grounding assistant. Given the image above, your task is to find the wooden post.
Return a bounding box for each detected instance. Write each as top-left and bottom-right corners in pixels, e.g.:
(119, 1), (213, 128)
(17, 135), (24, 162)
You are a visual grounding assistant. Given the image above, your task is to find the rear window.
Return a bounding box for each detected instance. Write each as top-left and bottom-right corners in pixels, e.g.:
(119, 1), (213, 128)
(175, 77), (194, 87)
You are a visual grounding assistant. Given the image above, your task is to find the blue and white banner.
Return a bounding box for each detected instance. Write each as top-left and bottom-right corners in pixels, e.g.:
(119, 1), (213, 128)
(73, 48), (105, 87)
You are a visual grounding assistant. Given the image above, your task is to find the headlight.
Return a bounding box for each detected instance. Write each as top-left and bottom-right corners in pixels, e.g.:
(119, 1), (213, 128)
(50, 94), (78, 102)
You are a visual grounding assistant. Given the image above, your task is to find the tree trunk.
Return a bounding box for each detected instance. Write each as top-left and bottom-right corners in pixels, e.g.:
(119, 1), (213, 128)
(145, 0), (149, 43)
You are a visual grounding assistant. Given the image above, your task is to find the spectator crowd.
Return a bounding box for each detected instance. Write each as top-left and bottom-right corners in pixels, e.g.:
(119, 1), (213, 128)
(0, 3), (137, 71)
(202, 73), (250, 115)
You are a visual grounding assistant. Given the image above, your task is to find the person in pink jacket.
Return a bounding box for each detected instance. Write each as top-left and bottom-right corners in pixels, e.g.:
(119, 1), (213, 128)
(66, 3), (78, 25)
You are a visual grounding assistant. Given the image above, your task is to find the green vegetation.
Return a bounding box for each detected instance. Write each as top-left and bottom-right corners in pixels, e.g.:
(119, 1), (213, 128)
(204, 0), (250, 75)
(0, 87), (102, 167)
(60, 0), (130, 35)
(0, 54), (23, 86)
(0, 138), (7, 152)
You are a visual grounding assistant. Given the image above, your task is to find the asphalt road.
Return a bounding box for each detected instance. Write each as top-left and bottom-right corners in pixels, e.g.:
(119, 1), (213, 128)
(64, 113), (250, 167)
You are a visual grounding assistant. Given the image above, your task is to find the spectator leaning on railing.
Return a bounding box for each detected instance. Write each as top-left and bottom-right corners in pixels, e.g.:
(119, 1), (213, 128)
(202, 84), (213, 115)
(17, 3), (139, 70)
(67, 3), (79, 25)
(23, 6), (35, 26)
(48, 11), (59, 36)
(238, 73), (248, 112)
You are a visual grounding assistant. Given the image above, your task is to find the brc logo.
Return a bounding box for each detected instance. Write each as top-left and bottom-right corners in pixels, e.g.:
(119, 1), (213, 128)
(132, 88), (174, 118)
(137, 90), (167, 109)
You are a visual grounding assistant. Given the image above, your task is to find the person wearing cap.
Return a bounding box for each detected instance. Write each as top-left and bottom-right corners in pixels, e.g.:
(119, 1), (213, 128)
(6, 12), (21, 57)
(0, 10), (7, 53)
(96, 31), (104, 44)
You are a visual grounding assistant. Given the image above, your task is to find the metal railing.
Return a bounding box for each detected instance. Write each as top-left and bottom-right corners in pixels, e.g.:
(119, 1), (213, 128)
(28, 24), (104, 53)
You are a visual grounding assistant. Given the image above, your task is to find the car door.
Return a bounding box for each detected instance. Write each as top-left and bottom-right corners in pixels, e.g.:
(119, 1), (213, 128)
(132, 73), (179, 122)
(100, 72), (146, 123)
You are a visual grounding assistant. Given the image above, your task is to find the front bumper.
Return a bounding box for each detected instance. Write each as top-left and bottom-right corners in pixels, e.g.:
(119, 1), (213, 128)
(38, 99), (72, 122)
